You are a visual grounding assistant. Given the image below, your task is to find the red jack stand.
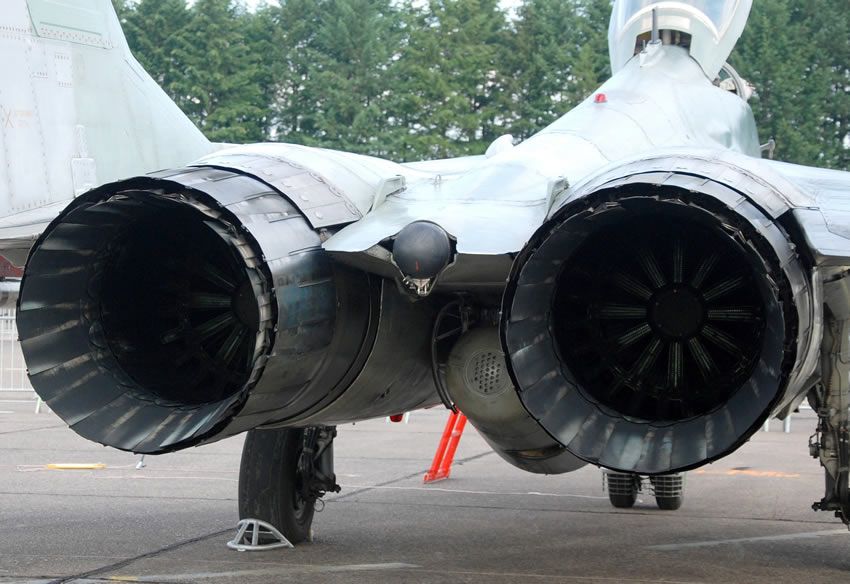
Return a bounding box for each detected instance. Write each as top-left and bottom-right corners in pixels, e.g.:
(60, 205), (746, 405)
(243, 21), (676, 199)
(424, 411), (467, 483)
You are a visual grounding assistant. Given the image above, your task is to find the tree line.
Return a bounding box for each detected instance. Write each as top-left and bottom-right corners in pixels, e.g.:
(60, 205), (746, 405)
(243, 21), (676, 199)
(113, 0), (849, 168)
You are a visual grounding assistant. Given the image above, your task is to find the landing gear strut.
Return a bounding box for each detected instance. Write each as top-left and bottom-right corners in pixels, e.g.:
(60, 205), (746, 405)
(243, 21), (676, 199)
(238, 426), (340, 544)
(604, 471), (685, 510)
(810, 274), (850, 524)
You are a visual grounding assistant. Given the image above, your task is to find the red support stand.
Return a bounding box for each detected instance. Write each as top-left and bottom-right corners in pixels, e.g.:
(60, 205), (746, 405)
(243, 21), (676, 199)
(424, 411), (468, 483)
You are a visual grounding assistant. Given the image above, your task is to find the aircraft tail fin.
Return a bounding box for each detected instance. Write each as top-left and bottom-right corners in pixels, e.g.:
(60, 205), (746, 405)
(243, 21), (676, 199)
(0, 0), (215, 228)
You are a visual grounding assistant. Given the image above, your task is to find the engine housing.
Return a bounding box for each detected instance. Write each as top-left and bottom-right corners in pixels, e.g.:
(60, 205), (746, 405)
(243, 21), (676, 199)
(446, 326), (586, 474)
(18, 163), (439, 454)
(501, 160), (814, 474)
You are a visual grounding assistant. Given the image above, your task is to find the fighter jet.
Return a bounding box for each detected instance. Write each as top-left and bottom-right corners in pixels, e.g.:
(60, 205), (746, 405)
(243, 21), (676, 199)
(7, 0), (850, 544)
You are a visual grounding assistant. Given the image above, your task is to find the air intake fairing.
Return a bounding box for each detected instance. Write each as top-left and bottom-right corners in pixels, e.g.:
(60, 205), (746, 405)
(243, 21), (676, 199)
(18, 166), (377, 454)
(502, 170), (810, 474)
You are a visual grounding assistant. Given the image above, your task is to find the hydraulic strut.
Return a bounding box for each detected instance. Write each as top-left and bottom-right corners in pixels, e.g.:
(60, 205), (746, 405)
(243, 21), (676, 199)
(811, 274), (850, 524)
(299, 426), (341, 502)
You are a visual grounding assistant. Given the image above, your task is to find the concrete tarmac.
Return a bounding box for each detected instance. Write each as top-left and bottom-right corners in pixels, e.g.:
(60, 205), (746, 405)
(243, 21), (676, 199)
(1, 392), (848, 584)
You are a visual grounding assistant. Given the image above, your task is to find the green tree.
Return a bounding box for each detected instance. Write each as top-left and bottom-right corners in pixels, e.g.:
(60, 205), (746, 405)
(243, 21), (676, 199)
(731, 0), (850, 168)
(111, 0), (133, 22)
(164, 0), (268, 142)
(504, 0), (611, 140)
(290, 0), (403, 155)
(388, 0), (512, 160)
(801, 0), (850, 169)
(114, 0), (849, 166)
(242, 4), (295, 140)
(253, 0), (323, 142)
(565, 0), (612, 104)
(114, 0), (191, 102)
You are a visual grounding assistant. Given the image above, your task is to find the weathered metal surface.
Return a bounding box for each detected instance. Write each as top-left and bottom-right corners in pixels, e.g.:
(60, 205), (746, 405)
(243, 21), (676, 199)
(17, 163), (441, 454)
(0, 1), (213, 266)
(502, 172), (812, 474)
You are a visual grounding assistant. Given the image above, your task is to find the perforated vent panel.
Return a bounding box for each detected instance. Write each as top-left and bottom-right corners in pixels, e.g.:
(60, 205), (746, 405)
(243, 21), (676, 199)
(464, 350), (509, 397)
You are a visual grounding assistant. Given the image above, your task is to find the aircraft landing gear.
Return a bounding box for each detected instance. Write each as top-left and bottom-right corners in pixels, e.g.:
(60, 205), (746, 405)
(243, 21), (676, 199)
(810, 276), (850, 525)
(238, 426), (340, 545)
(605, 472), (640, 508)
(650, 474), (685, 510)
(604, 471), (685, 510)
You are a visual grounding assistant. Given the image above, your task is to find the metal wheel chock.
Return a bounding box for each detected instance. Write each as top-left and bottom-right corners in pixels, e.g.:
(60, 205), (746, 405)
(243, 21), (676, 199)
(226, 518), (294, 551)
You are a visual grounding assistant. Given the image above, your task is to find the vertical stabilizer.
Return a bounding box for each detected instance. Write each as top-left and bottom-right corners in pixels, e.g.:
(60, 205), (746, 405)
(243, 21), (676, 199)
(0, 0), (215, 256)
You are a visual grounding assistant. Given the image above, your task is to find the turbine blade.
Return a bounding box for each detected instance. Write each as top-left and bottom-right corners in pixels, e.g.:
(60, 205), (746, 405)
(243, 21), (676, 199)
(216, 326), (246, 365)
(687, 337), (717, 381)
(702, 275), (745, 301)
(701, 324), (742, 354)
(667, 342), (683, 389)
(632, 336), (663, 378)
(188, 293), (233, 309)
(193, 312), (235, 341)
(160, 327), (183, 345)
(595, 304), (647, 319)
(707, 307), (758, 322)
(616, 323), (652, 348)
(672, 237), (684, 284)
(604, 369), (627, 399)
(196, 262), (237, 292)
(638, 247), (666, 289)
(609, 273), (653, 300)
(690, 252), (719, 288)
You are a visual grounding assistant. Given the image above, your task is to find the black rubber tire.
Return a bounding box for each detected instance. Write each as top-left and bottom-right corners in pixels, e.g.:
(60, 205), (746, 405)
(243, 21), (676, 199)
(649, 475), (684, 510)
(609, 492), (637, 508)
(606, 473), (638, 508)
(238, 427), (315, 544)
(656, 495), (684, 510)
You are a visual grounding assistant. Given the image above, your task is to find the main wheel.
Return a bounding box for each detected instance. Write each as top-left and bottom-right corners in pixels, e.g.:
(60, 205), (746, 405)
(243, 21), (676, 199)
(606, 472), (639, 508)
(238, 427), (315, 544)
(609, 492), (637, 509)
(651, 474), (685, 510)
(655, 495), (684, 510)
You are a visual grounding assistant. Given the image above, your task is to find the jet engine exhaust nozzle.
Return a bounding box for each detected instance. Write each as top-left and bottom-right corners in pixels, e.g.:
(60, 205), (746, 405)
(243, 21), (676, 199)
(17, 165), (376, 454)
(502, 173), (810, 474)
